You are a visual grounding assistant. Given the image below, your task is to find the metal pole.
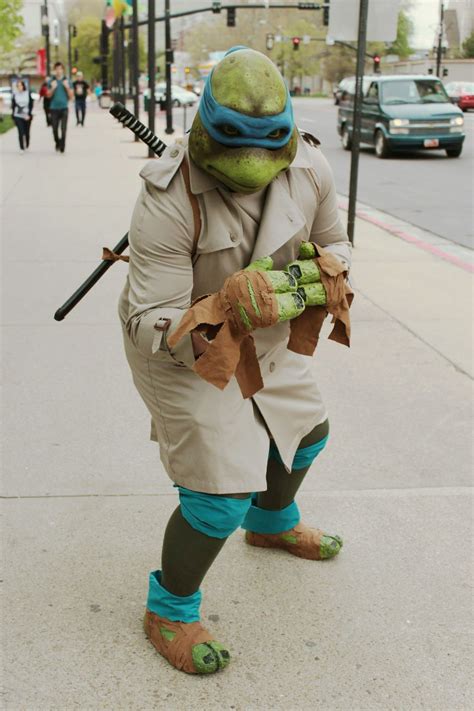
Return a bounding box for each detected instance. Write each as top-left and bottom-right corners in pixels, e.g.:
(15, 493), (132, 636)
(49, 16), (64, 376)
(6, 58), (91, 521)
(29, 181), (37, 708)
(44, 1), (51, 75)
(436, 1), (444, 77)
(147, 0), (156, 157)
(347, 0), (369, 246)
(132, 0), (140, 135)
(67, 25), (72, 77)
(120, 17), (126, 105)
(100, 20), (109, 91)
(183, 102), (187, 133)
(164, 0), (173, 134)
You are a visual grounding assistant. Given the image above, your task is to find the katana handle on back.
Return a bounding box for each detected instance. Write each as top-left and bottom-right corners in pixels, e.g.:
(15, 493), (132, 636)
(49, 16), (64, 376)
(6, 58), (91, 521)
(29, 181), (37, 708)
(53, 103), (167, 322)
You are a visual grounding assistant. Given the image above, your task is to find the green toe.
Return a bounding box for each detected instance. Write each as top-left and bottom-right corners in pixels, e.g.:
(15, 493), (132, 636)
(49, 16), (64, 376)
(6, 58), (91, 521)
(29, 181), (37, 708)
(333, 534), (343, 547)
(191, 643), (219, 674)
(207, 641), (231, 670)
(320, 535), (342, 560)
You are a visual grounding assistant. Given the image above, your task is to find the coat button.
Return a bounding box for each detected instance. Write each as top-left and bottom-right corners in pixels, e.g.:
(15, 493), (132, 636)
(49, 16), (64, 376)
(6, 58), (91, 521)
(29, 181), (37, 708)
(170, 148), (180, 158)
(230, 233), (238, 243)
(269, 362), (276, 373)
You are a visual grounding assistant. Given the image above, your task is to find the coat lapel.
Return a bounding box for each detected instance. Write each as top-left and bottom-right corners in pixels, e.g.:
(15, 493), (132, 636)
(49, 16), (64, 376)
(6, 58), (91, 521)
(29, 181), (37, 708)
(249, 173), (308, 261)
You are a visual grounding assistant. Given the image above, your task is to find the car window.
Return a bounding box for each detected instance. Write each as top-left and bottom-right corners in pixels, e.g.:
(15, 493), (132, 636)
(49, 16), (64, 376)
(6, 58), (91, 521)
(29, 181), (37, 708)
(366, 82), (379, 101)
(381, 79), (449, 104)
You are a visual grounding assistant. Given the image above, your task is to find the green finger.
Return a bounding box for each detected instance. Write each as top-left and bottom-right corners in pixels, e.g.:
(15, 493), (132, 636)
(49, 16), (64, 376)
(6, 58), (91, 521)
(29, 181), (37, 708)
(245, 256), (273, 272)
(286, 259), (321, 285)
(297, 282), (327, 306)
(265, 271), (297, 293)
(276, 292), (305, 322)
(299, 241), (318, 259)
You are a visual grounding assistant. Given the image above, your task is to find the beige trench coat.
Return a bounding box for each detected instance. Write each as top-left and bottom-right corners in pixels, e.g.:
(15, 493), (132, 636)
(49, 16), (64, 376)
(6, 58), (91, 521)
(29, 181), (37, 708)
(118, 132), (351, 494)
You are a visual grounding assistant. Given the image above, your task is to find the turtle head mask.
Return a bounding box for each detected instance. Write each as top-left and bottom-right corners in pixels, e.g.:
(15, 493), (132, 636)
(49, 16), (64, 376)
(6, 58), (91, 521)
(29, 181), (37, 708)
(189, 47), (298, 194)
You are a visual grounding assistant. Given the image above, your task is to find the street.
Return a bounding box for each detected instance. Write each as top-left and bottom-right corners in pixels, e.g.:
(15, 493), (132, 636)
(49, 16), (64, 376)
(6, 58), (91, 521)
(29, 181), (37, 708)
(171, 98), (474, 249)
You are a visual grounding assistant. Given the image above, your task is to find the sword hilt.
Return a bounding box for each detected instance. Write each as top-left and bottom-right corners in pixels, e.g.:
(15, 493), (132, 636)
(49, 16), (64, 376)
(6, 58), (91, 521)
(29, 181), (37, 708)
(109, 102), (167, 157)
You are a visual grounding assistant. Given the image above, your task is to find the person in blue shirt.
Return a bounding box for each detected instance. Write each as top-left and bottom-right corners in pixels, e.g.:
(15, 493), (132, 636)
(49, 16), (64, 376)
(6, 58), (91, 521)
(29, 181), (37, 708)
(47, 62), (73, 153)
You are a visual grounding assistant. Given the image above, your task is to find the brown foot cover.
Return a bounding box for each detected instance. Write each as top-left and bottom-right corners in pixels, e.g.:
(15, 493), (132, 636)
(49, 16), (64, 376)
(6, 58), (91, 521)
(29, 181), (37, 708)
(245, 522), (343, 561)
(143, 609), (230, 674)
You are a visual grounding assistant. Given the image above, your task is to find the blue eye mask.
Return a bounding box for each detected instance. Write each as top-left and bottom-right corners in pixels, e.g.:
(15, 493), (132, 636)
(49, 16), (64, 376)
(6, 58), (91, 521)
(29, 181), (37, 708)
(199, 67), (294, 150)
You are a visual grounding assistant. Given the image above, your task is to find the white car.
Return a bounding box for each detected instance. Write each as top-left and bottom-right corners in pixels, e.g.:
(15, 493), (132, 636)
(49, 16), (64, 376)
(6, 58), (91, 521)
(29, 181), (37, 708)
(0, 86), (40, 110)
(155, 84), (197, 107)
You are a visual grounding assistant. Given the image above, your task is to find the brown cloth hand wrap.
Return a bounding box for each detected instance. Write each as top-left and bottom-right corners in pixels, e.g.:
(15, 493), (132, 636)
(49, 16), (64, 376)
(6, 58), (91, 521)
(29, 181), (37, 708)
(288, 245), (353, 356)
(167, 270), (279, 398)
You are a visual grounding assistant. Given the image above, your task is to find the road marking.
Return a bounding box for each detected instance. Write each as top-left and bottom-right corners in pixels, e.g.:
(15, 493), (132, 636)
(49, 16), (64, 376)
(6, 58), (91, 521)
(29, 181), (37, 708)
(338, 196), (474, 274)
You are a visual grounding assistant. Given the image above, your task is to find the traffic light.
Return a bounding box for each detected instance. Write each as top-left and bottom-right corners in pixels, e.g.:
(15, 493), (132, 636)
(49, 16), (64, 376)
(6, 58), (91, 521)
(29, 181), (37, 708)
(72, 25), (77, 38)
(373, 55), (381, 73)
(74, 48), (79, 62)
(266, 33), (274, 51)
(72, 67), (78, 75)
(443, 67), (448, 77)
(292, 37), (301, 51)
(211, 1), (221, 12)
(323, 1), (330, 27)
(227, 8), (236, 27)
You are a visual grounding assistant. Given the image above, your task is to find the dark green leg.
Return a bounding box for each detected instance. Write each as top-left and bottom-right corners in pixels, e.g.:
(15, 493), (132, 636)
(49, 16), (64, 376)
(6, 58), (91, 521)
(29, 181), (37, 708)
(256, 419), (342, 558)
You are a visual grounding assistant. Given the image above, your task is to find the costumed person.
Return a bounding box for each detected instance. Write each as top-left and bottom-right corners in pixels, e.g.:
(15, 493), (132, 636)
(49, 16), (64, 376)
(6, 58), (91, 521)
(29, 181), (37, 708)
(118, 47), (353, 675)
(12, 80), (34, 152)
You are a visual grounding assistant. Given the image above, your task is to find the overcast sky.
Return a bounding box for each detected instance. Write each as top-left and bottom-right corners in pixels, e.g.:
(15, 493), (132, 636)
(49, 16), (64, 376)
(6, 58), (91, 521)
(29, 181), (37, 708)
(406, 0), (442, 49)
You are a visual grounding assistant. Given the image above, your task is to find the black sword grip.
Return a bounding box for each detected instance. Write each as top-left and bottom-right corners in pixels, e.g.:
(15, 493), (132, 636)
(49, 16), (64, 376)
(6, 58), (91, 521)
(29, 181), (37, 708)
(109, 102), (167, 157)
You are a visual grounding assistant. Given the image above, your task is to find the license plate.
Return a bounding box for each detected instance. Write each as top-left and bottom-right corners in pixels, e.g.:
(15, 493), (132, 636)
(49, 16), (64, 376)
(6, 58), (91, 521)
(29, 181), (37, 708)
(424, 139), (439, 148)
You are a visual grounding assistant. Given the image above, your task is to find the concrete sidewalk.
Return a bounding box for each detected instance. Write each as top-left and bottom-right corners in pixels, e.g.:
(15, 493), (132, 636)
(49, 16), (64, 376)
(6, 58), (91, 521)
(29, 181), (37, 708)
(1, 103), (472, 710)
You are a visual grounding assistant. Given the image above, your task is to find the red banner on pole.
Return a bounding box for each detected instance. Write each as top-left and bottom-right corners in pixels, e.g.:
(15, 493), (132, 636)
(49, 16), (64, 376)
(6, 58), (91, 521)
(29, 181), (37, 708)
(37, 48), (46, 77)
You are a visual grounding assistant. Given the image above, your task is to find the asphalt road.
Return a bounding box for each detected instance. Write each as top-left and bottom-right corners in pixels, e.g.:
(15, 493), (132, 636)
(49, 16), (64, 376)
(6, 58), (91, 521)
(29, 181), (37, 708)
(171, 97), (473, 249)
(293, 98), (474, 250)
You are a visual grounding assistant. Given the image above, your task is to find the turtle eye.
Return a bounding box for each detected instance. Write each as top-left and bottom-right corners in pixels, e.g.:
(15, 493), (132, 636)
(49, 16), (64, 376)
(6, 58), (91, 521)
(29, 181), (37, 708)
(221, 124), (240, 136)
(267, 128), (286, 139)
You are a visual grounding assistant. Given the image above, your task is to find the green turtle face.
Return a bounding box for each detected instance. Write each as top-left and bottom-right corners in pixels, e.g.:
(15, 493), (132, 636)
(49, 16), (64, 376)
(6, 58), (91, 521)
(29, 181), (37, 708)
(189, 49), (297, 194)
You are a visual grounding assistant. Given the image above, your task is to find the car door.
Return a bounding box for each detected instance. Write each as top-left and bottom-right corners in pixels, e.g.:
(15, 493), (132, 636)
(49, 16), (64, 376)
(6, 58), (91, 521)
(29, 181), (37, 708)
(361, 81), (379, 145)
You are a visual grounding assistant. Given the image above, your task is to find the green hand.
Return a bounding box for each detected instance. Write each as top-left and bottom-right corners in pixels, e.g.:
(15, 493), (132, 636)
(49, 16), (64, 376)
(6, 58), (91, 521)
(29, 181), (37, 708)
(242, 257), (305, 325)
(284, 242), (327, 307)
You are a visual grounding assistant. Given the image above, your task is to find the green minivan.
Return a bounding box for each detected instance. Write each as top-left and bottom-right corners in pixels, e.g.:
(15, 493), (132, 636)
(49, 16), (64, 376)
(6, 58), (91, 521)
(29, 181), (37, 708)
(337, 75), (465, 158)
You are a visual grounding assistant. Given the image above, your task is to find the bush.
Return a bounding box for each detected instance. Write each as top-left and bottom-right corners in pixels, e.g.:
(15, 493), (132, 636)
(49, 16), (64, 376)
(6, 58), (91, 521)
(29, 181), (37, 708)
(0, 115), (14, 134)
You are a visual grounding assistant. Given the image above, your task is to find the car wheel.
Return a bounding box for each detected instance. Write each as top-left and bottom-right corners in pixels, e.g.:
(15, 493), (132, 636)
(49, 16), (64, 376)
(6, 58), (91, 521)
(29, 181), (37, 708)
(374, 129), (390, 159)
(341, 125), (352, 150)
(445, 146), (462, 158)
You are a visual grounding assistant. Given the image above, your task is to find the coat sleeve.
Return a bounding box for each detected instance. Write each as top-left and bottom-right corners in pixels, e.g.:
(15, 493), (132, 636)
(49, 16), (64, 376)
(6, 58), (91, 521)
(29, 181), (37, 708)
(308, 149), (352, 271)
(123, 170), (196, 368)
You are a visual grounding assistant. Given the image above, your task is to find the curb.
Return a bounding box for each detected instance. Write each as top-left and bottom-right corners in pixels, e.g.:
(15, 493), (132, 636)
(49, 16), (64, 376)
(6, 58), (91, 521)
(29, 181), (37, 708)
(338, 196), (473, 274)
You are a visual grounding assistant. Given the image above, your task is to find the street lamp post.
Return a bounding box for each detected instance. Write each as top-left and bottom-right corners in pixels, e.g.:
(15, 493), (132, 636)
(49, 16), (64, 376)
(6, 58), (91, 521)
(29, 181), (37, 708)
(436, 1), (445, 77)
(147, 0), (156, 156)
(41, 3), (51, 76)
(164, 0), (173, 135)
(131, 0), (140, 134)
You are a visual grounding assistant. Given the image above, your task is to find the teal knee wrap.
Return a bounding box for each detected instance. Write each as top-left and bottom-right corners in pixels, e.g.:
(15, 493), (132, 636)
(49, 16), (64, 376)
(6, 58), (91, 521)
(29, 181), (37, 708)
(178, 487), (252, 539)
(147, 570), (201, 623)
(269, 434), (329, 471)
(241, 499), (300, 534)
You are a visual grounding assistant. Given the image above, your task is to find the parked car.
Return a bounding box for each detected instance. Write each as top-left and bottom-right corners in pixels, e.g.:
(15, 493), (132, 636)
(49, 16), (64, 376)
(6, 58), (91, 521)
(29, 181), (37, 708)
(337, 74), (465, 158)
(155, 84), (197, 107)
(444, 81), (474, 112)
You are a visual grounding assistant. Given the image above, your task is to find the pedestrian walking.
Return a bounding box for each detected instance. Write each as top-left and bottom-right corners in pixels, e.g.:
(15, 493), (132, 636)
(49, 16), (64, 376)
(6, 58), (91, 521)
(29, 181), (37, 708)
(38, 78), (51, 126)
(47, 62), (73, 153)
(72, 71), (90, 126)
(12, 80), (34, 152)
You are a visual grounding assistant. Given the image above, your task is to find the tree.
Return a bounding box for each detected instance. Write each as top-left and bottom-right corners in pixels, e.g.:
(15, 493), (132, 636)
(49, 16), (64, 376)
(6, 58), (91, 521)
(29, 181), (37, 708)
(72, 17), (103, 82)
(321, 45), (355, 85)
(0, 0), (24, 54)
(462, 31), (474, 58)
(387, 10), (413, 59)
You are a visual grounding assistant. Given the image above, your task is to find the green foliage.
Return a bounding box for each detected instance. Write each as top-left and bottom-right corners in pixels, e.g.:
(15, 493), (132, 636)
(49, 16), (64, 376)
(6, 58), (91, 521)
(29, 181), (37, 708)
(387, 10), (413, 59)
(462, 31), (474, 58)
(0, 0), (24, 54)
(0, 115), (14, 134)
(72, 17), (102, 83)
(321, 45), (355, 85)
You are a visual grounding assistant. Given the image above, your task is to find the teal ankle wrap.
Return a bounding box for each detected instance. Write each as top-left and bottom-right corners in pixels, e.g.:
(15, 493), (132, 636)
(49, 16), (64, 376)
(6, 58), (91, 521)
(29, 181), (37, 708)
(147, 570), (201, 623)
(241, 500), (300, 534)
(178, 486), (252, 539)
(269, 434), (329, 471)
